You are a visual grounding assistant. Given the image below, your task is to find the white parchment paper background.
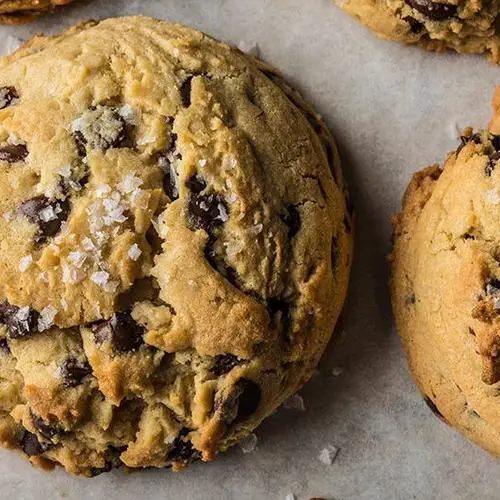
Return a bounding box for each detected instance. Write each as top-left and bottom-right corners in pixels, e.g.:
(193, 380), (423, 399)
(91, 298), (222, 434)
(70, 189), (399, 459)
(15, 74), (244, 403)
(0, 0), (499, 498)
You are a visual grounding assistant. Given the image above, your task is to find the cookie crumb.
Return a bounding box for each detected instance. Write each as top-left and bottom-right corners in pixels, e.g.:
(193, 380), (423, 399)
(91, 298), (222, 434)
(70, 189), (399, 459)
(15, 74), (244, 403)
(19, 255), (32, 272)
(318, 445), (339, 465)
(283, 393), (306, 411)
(238, 433), (258, 453)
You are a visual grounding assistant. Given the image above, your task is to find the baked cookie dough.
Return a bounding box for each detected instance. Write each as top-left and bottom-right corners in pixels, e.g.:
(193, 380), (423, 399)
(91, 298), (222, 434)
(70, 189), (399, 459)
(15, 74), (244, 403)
(341, 0), (500, 62)
(392, 87), (500, 455)
(0, 17), (353, 476)
(0, 0), (76, 24)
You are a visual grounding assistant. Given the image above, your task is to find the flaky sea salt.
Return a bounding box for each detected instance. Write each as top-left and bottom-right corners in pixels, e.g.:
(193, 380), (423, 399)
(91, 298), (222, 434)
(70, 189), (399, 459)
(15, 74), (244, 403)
(223, 157), (237, 170)
(58, 166), (72, 178)
(137, 135), (156, 146)
(3, 211), (12, 221)
(4, 35), (23, 56)
(318, 445), (339, 465)
(15, 306), (30, 321)
(38, 305), (58, 331)
(39, 206), (58, 222)
(119, 174), (143, 194)
(239, 433), (258, 454)
(95, 184), (112, 197)
(283, 394), (306, 411)
(486, 189), (500, 205)
(82, 237), (96, 252)
(70, 116), (86, 133)
(19, 255), (32, 272)
(172, 47), (180, 58)
(103, 280), (119, 293)
(69, 251), (87, 268)
(249, 223), (263, 235)
(118, 104), (137, 124)
(7, 133), (25, 146)
(217, 203), (229, 222)
(128, 244), (142, 261)
(91, 271), (109, 286)
(198, 159), (207, 168)
(62, 265), (83, 284)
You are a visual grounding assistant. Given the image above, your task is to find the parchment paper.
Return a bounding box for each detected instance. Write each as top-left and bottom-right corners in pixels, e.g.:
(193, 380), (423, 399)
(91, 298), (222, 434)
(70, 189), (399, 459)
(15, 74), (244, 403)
(0, 1), (499, 498)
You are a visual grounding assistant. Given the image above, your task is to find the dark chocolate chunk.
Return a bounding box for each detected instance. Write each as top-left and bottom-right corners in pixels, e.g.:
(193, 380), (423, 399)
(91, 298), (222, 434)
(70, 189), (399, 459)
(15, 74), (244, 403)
(60, 357), (91, 387)
(402, 16), (424, 33)
(185, 174), (206, 194)
(281, 206), (301, 238)
(0, 86), (18, 110)
(73, 131), (87, 157)
(424, 396), (447, 422)
(486, 278), (500, 295)
(212, 353), (241, 376)
(180, 76), (194, 108)
(486, 151), (500, 176)
(492, 135), (500, 151)
(187, 193), (228, 234)
(462, 233), (475, 240)
(89, 462), (113, 477)
(92, 312), (144, 353)
(31, 411), (65, 441)
(0, 338), (10, 354)
(216, 378), (261, 425)
(0, 301), (40, 339)
(456, 134), (482, 156)
(404, 0), (457, 20)
(0, 143), (28, 163)
(19, 196), (70, 241)
(405, 293), (416, 306)
(21, 431), (47, 456)
(168, 428), (200, 463)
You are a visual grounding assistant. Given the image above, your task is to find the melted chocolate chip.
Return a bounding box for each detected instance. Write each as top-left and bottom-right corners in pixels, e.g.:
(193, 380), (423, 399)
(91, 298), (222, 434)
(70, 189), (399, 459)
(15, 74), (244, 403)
(19, 196), (70, 242)
(404, 0), (457, 20)
(168, 428), (200, 463)
(402, 16), (424, 33)
(212, 354), (241, 376)
(216, 378), (261, 425)
(0, 301), (39, 339)
(0, 338), (10, 354)
(486, 151), (500, 176)
(486, 278), (500, 295)
(492, 135), (500, 151)
(0, 86), (18, 110)
(186, 174), (207, 193)
(0, 143), (28, 163)
(187, 193), (228, 234)
(281, 206), (301, 238)
(60, 357), (91, 387)
(424, 396), (447, 422)
(180, 76), (194, 108)
(92, 312), (144, 353)
(462, 233), (475, 240)
(31, 411), (65, 440)
(21, 431), (47, 456)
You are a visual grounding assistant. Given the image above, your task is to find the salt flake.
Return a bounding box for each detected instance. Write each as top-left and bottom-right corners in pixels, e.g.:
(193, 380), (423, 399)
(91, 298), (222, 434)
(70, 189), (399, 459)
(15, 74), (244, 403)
(318, 445), (339, 465)
(239, 433), (258, 454)
(283, 394), (306, 411)
(38, 305), (58, 331)
(486, 189), (500, 205)
(19, 255), (32, 272)
(128, 244), (142, 261)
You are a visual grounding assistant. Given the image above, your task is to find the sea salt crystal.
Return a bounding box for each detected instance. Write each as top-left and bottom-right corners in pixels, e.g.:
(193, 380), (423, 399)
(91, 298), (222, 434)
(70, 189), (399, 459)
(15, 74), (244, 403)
(15, 306), (30, 321)
(128, 244), (142, 261)
(137, 135), (156, 146)
(318, 445), (339, 465)
(70, 116), (86, 133)
(3, 211), (12, 221)
(217, 203), (229, 222)
(239, 433), (258, 453)
(249, 223), (263, 235)
(4, 35), (23, 56)
(486, 189), (500, 205)
(39, 206), (57, 222)
(95, 184), (112, 197)
(103, 280), (119, 293)
(198, 159), (207, 168)
(91, 271), (109, 286)
(119, 174), (143, 194)
(283, 394), (305, 411)
(58, 166), (72, 178)
(69, 251), (87, 268)
(82, 237), (96, 251)
(223, 157), (237, 170)
(19, 255), (32, 272)
(38, 305), (58, 331)
(7, 133), (25, 146)
(118, 104), (137, 124)
(62, 265), (83, 284)
(172, 48), (180, 58)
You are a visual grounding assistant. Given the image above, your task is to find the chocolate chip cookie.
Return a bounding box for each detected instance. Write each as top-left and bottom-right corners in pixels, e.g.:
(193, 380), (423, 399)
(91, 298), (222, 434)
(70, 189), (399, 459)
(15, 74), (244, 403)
(341, 0), (500, 62)
(0, 17), (353, 475)
(391, 87), (500, 455)
(0, 0), (76, 23)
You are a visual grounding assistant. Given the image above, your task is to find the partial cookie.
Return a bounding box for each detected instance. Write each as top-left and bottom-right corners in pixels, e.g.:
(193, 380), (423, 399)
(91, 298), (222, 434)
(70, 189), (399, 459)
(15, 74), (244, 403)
(0, 0), (76, 24)
(0, 17), (353, 476)
(391, 86), (500, 455)
(341, 0), (500, 62)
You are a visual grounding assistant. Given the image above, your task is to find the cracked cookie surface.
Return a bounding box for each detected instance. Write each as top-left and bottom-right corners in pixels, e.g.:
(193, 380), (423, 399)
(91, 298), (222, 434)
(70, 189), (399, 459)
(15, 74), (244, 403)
(0, 16), (353, 476)
(391, 86), (500, 455)
(341, 0), (500, 62)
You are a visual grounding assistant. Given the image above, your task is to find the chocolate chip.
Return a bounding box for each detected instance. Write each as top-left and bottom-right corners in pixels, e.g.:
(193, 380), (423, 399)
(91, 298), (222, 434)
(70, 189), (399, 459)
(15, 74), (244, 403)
(486, 278), (500, 295)
(158, 137), (180, 200)
(60, 357), (91, 387)
(0, 301), (40, 339)
(180, 76), (194, 108)
(31, 411), (65, 440)
(168, 428), (200, 463)
(72, 105), (129, 156)
(405, 293), (416, 306)
(486, 151), (500, 176)
(186, 174), (206, 193)
(187, 193), (228, 234)
(281, 206), (301, 238)
(404, 0), (457, 20)
(216, 378), (261, 425)
(492, 135), (500, 151)
(19, 196), (70, 241)
(0, 86), (18, 110)
(402, 16), (424, 33)
(21, 431), (47, 456)
(424, 396), (447, 422)
(0, 338), (10, 354)
(462, 233), (475, 240)
(0, 143), (28, 163)
(89, 462), (113, 477)
(212, 354), (241, 376)
(92, 312), (144, 353)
